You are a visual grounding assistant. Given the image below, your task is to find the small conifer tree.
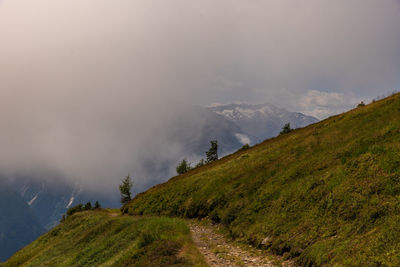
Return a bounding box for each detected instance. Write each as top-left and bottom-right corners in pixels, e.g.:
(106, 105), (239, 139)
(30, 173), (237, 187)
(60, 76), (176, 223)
(205, 140), (218, 163)
(119, 174), (133, 205)
(84, 202), (92, 210)
(280, 123), (293, 135)
(94, 201), (101, 209)
(176, 159), (191, 174)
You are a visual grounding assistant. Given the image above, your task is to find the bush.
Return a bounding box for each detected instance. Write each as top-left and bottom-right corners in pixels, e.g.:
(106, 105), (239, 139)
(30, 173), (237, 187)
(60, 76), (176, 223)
(67, 204), (83, 216)
(357, 101), (366, 107)
(65, 201), (100, 218)
(237, 144), (250, 152)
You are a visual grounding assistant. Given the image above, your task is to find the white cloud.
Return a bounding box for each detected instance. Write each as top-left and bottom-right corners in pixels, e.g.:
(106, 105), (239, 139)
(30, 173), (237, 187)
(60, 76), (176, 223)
(234, 133), (251, 145)
(299, 90), (363, 119)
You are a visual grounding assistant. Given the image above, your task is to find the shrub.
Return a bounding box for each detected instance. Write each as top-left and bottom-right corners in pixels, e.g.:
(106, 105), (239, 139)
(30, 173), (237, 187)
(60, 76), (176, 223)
(357, 101), (366, 107)
(237, 144), (250, 152)
(67, 204), (83, 217)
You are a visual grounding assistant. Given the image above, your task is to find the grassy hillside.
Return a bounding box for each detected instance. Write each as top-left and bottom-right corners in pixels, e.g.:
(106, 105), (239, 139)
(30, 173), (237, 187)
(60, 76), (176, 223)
(3, 210), (206, 267)
(125, 93), (400, 266)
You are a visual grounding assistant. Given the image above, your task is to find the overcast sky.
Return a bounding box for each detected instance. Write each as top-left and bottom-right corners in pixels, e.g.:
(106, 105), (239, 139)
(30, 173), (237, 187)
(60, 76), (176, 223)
(1, 0), (400, 193)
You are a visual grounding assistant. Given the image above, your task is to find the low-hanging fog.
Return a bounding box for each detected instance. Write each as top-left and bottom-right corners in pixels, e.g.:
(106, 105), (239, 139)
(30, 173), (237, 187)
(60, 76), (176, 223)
(0, 0), (400, 195)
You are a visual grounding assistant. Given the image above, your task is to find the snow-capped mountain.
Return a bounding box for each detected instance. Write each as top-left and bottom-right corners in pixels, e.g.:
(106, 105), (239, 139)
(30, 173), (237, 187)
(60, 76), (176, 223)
(166, 106), (259, 155)
(209, 103), (319, 140)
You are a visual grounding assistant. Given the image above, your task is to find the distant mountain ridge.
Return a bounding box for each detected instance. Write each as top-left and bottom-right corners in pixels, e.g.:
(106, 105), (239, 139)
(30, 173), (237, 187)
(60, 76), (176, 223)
(166, 106), (259, 155)
(0, 180), (44, 261)
(10, 178), (83, 230)
(209, 103), (319, 140)
(9, 176), (119, 230)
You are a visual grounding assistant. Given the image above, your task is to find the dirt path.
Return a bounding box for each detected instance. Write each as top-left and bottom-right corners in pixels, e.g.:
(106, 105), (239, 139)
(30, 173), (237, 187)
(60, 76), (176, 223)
(189, 221), (290, 267)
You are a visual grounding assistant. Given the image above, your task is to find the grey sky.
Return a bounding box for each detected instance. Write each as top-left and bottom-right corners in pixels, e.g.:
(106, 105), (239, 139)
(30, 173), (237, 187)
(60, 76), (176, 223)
(0, 0), (399, 192)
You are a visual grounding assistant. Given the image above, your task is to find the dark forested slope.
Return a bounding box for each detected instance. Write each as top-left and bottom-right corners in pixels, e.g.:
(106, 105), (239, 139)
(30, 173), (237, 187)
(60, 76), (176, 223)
(0, 181), (44, 262)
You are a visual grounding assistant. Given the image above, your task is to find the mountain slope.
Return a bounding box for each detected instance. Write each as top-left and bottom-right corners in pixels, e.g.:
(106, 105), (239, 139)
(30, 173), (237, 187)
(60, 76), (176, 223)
(0, 181), (44, 262)
(125, 94), (400, 266)
(4, 210), (206, 267)
(209, 103), (318, 140)
(8, 177), (119, 230)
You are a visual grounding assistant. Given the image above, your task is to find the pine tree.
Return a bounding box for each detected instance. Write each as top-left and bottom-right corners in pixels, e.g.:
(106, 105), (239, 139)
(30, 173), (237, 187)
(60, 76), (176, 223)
(84, 202), (92, 210)
(119, 174), (133, 205)
(176, 159), (191, 174)
(94, 201), (101, 209)
(280, 123), (293, 135)
(205, 140), (218, 163)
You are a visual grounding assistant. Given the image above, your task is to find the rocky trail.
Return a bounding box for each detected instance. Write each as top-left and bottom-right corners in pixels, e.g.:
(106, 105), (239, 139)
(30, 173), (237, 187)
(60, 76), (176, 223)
(189, 221), (293, 267)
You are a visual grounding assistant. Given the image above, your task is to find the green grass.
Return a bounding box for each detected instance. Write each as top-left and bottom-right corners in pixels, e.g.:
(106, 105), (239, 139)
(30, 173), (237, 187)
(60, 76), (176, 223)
(125, 93), (400, 266)
(3, 210), (207, 267)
